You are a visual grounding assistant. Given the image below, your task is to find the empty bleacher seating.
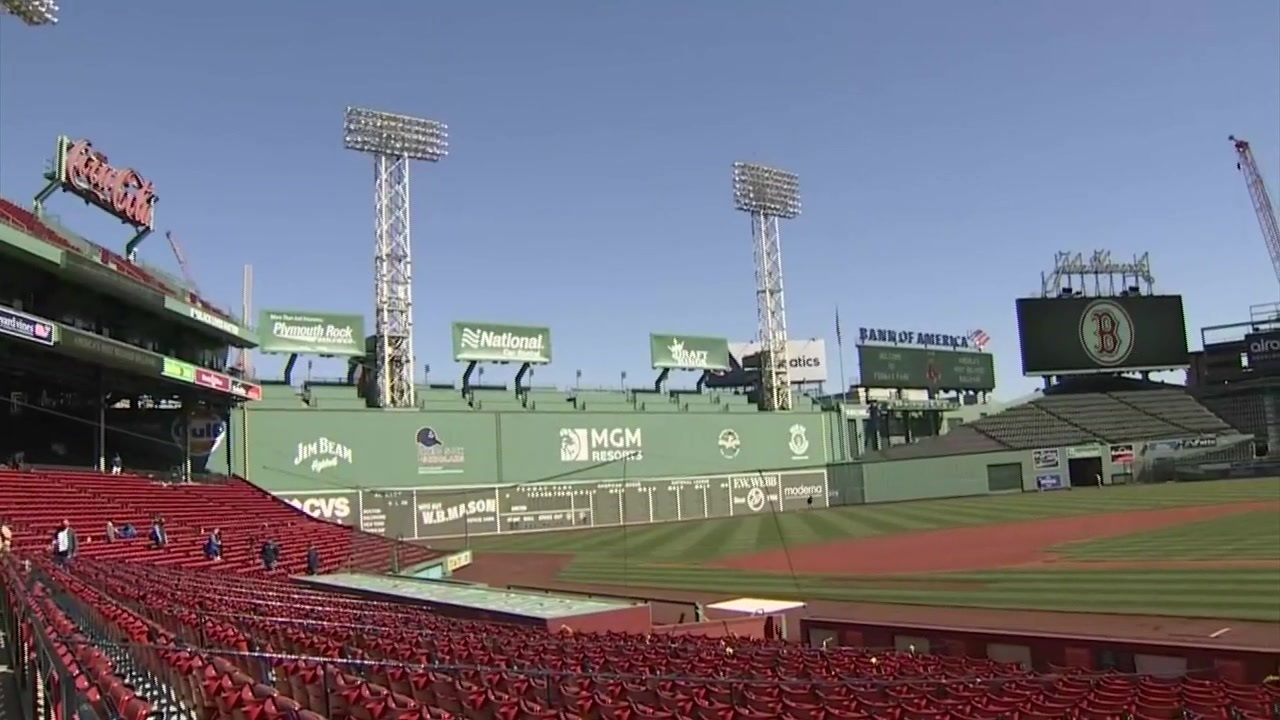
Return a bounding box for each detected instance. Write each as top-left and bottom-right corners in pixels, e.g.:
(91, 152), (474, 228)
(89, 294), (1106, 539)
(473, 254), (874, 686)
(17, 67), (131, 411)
(970, 404), (1100, 448)
(5, 556), (1276, 720)
(1107, 391), (1233, 435)
(1035, 394), (1183, 442)
(0, 469), (440, 574)
(867, 425), (1009, 460)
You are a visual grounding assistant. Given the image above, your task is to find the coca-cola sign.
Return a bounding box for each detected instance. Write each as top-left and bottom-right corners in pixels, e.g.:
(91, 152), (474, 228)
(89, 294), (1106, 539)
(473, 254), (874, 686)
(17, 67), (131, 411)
(53, 136), (157, 230)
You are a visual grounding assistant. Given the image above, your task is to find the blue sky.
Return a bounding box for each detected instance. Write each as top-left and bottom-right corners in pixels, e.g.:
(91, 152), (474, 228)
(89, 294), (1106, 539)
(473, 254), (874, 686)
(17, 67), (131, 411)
(1, 1), (1277, 398)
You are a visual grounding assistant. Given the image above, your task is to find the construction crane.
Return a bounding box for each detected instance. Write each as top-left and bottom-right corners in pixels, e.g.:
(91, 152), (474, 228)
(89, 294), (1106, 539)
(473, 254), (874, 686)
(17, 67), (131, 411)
(165, 230), (200, 294)
(1230, 136), (1280, 291)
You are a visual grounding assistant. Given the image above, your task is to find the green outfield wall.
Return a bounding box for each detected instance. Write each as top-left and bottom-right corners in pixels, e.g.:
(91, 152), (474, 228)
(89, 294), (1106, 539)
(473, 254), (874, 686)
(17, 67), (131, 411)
(205, 406), (1055, 542)
(212, 408), (836, 491)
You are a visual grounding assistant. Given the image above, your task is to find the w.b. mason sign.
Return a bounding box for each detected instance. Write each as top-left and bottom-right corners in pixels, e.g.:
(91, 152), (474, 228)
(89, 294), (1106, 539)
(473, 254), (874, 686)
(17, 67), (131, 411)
(1015, 295), (1189, 375)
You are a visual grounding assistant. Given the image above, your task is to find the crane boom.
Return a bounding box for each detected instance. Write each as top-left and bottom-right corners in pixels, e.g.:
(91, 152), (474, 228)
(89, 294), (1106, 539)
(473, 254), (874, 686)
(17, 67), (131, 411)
(1230, 135), (1280, 291)
(165, 230), (200, 293)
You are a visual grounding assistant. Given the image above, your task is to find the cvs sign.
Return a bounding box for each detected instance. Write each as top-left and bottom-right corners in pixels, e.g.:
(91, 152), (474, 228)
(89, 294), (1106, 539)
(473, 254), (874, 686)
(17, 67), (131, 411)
(283, 493), (355, 523)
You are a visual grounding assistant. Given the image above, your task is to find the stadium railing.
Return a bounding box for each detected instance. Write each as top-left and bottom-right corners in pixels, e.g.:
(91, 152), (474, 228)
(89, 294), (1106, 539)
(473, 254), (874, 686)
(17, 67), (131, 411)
(2, 558), (103, 720)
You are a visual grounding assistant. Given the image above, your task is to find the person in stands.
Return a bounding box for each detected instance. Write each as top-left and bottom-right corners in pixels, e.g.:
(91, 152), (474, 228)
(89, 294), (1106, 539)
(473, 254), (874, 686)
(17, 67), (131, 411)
(51, 520), (76, 566)
(105, 520), (117, 543)
(110, 453), (123, 475)
(0, 518), (12, 553)
(150, 517), (167, 549)
(260, 538), (280, 571)
(118, 523), (137, 539)
(205, 529), (223, 562)
(306, 544), (320, 575)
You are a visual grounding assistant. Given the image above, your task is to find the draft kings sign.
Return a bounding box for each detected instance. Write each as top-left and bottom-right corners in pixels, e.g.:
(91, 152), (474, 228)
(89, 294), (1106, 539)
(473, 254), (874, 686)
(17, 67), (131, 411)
(42, 136), (157, 236)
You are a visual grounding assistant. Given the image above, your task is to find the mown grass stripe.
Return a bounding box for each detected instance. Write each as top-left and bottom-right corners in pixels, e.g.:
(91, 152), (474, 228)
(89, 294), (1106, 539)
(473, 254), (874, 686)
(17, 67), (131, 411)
(468, 479), (1280, 619)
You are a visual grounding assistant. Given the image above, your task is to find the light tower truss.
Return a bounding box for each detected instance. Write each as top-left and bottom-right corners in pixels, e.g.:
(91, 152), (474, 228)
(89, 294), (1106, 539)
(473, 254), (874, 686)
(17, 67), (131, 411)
(344, 107), (448, 409)
(733, 162), (801, 411)
(1, 0), (58, 25)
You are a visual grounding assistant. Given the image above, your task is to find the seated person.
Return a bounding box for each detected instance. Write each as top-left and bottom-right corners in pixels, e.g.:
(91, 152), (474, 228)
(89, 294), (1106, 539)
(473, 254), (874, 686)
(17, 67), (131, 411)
(105, 520), (117, 543)
(306, 544), (320, 575)
(118, 523), (137, 539)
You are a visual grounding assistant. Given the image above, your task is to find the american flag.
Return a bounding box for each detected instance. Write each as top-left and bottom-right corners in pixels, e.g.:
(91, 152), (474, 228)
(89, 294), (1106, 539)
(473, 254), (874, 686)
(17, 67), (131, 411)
(968, 329), (991, 351)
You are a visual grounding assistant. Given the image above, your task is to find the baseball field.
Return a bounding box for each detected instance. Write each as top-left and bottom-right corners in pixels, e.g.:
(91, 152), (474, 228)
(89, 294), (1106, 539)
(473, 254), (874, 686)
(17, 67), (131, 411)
(456, 478), (1280, 624)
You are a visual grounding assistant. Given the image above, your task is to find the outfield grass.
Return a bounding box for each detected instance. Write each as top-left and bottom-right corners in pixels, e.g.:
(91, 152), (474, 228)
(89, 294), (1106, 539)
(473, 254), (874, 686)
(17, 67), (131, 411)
(469, 478), (1280, 563)
(1058, 510), (1280, 561)
(466, 479), (1280, 621)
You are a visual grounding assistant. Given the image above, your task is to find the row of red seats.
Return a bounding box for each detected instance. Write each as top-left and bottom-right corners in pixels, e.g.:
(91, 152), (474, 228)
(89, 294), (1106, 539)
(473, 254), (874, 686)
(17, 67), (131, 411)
(63, 559), (1280, 720)
(0, 469), (442, 574)
(0, 197), (233, 320)
(1, 561), (154, 720)
(37, 558), (459, 720)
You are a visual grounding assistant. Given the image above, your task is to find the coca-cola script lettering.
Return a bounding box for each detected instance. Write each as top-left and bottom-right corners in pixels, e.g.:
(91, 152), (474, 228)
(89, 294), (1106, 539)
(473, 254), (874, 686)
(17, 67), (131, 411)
(61, 139), (157, 230)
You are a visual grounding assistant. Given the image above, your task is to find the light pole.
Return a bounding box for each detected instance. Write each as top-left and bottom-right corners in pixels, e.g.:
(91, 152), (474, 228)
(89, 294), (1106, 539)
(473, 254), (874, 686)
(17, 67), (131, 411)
(732, 162), (800, 411)
(1, 0), (58, 24)
(343, 107), (449, 409)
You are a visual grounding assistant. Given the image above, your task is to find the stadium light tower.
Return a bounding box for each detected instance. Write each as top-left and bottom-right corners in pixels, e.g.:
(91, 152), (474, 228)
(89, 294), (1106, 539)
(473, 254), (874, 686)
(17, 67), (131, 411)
(344, 106), (449, 409)
(1, 0), (58, 24)
(733, 162), (800, 411)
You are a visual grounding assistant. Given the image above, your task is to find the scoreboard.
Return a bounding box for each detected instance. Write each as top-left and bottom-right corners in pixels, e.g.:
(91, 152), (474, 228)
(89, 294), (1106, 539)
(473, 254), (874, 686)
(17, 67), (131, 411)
(277, 468), (830, 540)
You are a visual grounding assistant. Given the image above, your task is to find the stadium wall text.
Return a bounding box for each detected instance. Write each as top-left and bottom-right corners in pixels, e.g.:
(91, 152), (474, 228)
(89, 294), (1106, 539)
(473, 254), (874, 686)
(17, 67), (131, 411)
(272, 469), (830, 540)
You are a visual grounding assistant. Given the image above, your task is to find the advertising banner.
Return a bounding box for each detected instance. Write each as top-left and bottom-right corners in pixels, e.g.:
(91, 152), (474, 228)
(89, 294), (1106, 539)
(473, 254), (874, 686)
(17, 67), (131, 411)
(163, 297), (253, 341)
(159, 356), (261, 401)
(704, 339), (829, 386)
(59, 326), (164, 376)
(649, 333), (731, 371)
(1065, 445), (1103, 459)
(46, 136), (157, 233)
(499, 412), (827, 483)
(0, 307), (56, 347)
(1035, 473), (1065, 490)
(258, 310), (365, 356)
(276, 469), (829, 540)
(452, 321), (552, 364)
(1110, 443), (1136, 464)
(1245, 331), (1280, 373)
(1015, 295), (1189, 375)
(856, 346), (995, 391)
(1032, 448), (1061, 470)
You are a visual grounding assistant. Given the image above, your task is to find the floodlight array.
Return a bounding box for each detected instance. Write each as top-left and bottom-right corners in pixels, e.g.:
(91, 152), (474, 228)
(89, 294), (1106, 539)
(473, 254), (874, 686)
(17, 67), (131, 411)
(343, 107), (449, 162)
(1, 0), (58, 25)
(732, 162), (801, 218)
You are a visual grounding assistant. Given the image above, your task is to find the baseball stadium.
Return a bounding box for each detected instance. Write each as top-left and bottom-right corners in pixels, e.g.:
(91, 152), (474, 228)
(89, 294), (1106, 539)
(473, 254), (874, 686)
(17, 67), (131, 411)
(3, 12), (1280, 720)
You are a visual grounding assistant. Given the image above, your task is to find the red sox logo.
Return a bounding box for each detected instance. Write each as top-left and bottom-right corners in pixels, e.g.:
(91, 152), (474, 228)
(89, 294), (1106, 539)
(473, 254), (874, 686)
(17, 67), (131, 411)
(1078, 299), (1135, 367)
